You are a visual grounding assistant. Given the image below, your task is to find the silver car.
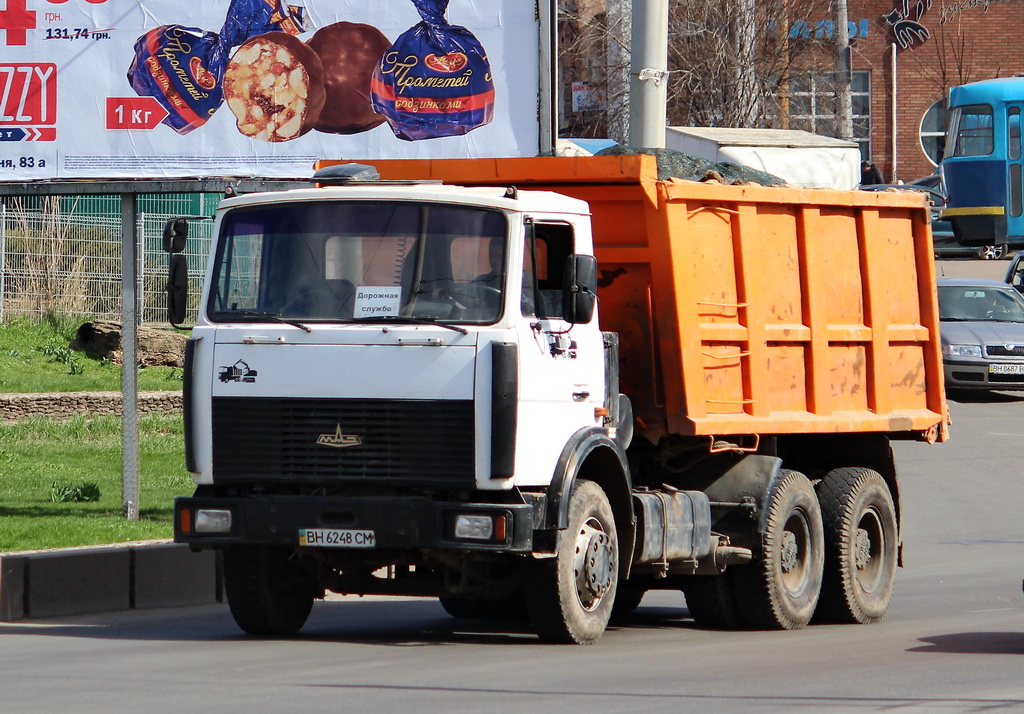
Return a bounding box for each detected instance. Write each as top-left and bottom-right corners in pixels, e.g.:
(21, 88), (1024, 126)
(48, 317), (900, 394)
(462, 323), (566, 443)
(938, 277), (1024, 391)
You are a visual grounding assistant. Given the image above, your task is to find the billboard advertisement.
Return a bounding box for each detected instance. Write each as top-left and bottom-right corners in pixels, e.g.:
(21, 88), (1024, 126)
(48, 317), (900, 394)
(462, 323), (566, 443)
(0, 0), (542, 180)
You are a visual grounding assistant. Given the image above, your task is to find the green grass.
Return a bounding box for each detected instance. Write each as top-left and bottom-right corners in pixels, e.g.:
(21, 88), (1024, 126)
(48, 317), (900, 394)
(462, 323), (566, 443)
(0, 414), (193, 552)
(0, 315), (184, 392)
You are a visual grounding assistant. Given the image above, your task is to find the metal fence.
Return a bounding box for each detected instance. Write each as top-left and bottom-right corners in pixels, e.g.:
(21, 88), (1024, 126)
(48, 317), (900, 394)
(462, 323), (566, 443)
(0, 195), (217, 326)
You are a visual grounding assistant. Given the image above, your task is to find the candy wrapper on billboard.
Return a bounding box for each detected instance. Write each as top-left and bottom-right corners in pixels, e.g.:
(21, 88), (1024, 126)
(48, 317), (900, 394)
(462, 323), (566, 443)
(370, 0), (494, 141)
(127, 0), (307, 135)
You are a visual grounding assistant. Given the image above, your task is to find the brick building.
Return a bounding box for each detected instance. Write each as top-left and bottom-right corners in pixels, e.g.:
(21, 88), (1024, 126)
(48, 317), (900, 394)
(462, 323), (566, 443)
(777, 0), (1024, 182)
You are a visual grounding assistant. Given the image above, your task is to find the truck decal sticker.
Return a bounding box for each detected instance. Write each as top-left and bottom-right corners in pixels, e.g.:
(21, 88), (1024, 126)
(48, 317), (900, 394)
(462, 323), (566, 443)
(218, 359), (257, 383)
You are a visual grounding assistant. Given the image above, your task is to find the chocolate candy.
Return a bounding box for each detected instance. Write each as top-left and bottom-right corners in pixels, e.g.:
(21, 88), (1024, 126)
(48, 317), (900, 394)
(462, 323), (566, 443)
(308, 22), (391, 135)
(126, 0), (305, 135)
(223, 32), (326, 142)
(371, 0), (494, 141)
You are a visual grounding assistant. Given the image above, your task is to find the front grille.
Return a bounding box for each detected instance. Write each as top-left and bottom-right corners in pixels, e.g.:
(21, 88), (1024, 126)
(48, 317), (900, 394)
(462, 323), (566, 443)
(984, 344), (1024, 357)
(212, 397), (475, 484)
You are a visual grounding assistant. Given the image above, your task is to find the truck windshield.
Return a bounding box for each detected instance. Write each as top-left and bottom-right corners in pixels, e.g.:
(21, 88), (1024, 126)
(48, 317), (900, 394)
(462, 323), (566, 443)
(208, 200), (509, 325)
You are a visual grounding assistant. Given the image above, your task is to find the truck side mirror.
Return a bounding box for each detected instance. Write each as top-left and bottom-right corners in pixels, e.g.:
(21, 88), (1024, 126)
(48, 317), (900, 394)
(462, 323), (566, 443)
(168, 253), (188, 327)
(163, 217), (188, 254)
(562, 254), (598, 324)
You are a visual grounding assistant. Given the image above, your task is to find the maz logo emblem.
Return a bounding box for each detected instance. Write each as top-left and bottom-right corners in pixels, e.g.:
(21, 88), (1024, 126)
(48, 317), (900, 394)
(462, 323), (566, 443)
(316, 425), (363, 449)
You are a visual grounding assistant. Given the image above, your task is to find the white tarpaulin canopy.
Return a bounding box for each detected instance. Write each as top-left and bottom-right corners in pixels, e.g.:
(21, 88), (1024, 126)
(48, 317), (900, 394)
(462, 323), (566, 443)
(666, 127), (861, 190)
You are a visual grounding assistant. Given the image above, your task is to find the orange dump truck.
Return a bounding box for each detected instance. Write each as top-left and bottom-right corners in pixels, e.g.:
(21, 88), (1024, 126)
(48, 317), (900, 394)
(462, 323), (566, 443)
(173, 155), (946, 644)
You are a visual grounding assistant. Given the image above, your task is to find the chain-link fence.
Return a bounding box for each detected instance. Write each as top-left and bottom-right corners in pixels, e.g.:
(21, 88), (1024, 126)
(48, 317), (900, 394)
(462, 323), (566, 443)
(0, 195), (217, 326)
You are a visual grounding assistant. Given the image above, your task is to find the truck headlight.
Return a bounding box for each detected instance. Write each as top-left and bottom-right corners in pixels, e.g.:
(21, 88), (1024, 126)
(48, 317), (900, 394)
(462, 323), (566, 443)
(942, 344), (983, 358)
(455, 515), (494, 540)
(195, 509), (233, 533)
(452, 513), (508, 542)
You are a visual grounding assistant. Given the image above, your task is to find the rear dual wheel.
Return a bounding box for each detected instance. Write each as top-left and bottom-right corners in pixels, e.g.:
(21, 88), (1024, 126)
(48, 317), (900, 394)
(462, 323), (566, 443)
(730, 469), (824, 630)
(815, 467), (898, 624)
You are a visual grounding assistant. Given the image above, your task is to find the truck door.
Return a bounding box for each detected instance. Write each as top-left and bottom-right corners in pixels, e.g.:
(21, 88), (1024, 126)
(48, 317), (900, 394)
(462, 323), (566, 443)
(512, 219), (606, 487)
(1007, 104), (1024, 243)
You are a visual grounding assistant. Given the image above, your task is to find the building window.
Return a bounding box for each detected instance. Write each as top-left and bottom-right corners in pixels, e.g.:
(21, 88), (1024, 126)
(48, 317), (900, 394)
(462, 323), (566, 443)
(920, 99), (947, 166)
(788, 70), (871, 159)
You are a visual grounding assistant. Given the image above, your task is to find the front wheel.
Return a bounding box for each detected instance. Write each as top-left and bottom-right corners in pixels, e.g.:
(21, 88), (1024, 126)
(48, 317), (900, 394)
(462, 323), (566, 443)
(731, 470), (824, 630)
(223, 546), (317, 636)
(815, 467), (898, 624)
(526, 480), (619, 644)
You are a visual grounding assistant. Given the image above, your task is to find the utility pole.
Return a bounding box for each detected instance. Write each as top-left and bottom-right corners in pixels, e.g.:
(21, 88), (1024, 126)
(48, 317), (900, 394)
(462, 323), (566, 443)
(628, 0), (669, 148)
(735, 0), (759, 126)
(834, 0), (853, 141)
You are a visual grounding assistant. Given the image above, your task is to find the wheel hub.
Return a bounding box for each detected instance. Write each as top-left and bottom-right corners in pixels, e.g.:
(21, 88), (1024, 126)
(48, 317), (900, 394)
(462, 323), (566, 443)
(574, 521), (614, 608)
(855, 528), (872, 569)
(780, 531), (799, 573)
(585, 532), (613, 596)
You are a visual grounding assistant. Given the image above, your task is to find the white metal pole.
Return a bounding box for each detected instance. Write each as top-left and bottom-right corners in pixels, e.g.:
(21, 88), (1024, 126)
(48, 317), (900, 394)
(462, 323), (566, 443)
(629, 0), (669, 148)
(121, 193), (140, 521)
(538, 0), (558, 154)
(891, 43), (898, 182)
(834, 0), (853, 141)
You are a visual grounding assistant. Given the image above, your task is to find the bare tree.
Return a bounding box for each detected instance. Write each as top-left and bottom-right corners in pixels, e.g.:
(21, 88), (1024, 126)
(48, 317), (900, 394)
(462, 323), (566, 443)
(559, 0), (838, 137)
(666, 0), (833, 128)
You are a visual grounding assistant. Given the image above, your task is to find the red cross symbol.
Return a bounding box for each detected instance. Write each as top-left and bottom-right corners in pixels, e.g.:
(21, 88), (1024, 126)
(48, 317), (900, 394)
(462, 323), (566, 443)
(0, 0), (36, 46)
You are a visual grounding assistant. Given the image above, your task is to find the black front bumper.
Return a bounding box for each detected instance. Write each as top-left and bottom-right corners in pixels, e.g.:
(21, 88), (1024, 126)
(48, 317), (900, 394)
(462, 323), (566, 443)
(174, 494), (536, 552)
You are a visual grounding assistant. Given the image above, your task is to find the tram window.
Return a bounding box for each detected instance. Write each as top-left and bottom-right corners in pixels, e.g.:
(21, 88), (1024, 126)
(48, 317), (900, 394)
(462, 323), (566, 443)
(1009, 108), (1021, 161)
(1011, 164), (1023, 218)
(950, 104), (994, 157)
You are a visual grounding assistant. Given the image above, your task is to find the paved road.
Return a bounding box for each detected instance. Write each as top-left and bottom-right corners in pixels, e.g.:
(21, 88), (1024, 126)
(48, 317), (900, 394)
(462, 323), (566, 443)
(1, 259), (1021, 713)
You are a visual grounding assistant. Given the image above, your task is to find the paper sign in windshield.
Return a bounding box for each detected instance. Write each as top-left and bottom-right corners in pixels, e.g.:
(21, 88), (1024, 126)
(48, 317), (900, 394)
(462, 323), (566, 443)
(354, 286), (401, 317)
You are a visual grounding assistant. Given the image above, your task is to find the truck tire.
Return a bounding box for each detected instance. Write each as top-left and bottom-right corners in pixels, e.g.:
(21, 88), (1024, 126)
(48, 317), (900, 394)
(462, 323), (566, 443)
(526, 479), (618, 644)
(683, 574), (743, 629)
(224, 546), (316, 636)
(731, 470), (823, 630)
(814, 467), (898, 624)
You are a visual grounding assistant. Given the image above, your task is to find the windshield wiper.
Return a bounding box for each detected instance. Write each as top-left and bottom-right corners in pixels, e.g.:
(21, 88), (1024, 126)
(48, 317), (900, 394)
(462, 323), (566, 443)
(212, 309), (312, 333)
(351, 315), (468, 335)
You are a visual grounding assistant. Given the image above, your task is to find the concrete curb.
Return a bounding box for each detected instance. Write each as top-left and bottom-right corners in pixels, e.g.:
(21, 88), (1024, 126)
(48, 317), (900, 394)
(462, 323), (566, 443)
(0, 541), (221, 621)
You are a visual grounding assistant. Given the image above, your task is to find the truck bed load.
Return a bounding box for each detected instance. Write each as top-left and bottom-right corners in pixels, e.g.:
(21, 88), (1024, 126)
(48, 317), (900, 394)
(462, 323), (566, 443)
(337, 155), (946, 443)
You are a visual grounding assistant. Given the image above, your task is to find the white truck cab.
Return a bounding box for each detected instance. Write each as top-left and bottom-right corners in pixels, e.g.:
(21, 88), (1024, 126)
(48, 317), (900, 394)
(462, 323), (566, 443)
(172, 168), (650, 643)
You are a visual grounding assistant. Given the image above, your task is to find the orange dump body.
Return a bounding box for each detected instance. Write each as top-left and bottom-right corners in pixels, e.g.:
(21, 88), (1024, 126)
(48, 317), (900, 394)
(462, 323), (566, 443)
(330, 155), (947, 442)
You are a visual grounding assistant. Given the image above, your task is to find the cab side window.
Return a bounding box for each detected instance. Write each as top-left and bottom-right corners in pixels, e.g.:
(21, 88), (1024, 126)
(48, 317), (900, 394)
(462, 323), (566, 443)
(522, 223), (573, 318)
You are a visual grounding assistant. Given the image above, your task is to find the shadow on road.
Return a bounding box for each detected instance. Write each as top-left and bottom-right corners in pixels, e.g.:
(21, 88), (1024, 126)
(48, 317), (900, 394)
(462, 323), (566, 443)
(909, 632), (1024, 655)
(0, 599), (712, 646)
(946, 389), (1024, 404)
